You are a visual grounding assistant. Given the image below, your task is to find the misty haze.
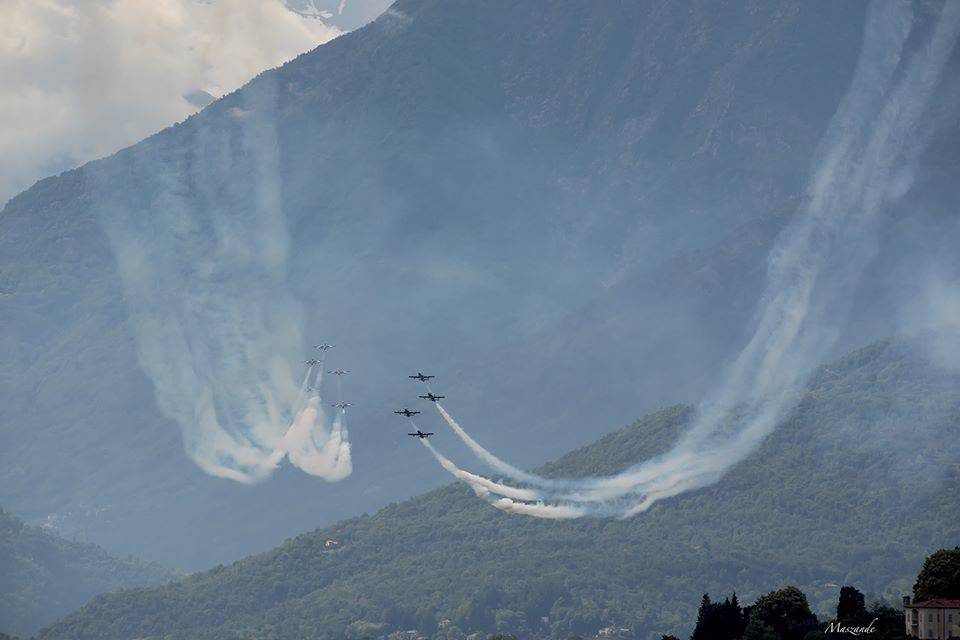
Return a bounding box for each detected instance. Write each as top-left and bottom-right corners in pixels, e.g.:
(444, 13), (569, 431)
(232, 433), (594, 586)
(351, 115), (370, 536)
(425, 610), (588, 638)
(1, 1), (959, 640)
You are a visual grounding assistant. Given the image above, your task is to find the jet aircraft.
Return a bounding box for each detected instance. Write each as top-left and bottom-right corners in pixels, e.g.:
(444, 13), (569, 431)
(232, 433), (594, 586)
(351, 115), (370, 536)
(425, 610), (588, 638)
(407, 429), (435, 439)
(418, 392), (445, 402)
(328, 369), (349, 376)
(332, 401), (352, 410)
(315, 344), (335, 351)
(394, 408), (421, 417)
(305, 358), (321, 366)
(409, 372), (434, 381)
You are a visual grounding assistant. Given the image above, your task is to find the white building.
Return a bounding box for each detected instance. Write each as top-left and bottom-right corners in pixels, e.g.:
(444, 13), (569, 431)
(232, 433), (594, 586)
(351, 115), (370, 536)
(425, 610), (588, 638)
(904, 597), (960, 639)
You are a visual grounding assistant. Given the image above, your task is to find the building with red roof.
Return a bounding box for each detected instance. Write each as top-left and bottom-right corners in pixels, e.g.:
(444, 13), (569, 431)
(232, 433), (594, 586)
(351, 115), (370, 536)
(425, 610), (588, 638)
(903, 596), (960, 639)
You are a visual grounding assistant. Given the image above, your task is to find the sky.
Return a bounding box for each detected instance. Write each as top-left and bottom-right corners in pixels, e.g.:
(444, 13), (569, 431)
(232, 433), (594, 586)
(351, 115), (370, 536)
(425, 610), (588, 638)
(0, 0), (391, 206)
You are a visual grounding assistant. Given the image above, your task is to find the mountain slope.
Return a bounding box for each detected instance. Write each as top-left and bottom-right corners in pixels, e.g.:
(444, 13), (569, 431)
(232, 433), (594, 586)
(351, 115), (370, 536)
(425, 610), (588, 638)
(2, 0), (958, 569)
(39, 339), (960, 640)
(0, 507), (178, 638)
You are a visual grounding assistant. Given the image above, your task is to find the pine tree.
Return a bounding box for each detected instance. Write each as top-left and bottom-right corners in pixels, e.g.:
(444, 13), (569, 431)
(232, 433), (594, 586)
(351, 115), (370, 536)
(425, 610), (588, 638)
(690, 594), (713, 640)
(836, 586), (867, 624)
(690, 593), (744, 640)
(728, 593), (747, 639)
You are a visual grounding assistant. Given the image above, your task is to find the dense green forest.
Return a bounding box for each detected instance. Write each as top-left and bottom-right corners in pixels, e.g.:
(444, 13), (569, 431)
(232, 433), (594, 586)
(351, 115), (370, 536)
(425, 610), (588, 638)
(0, 507), (177, 638)
(38, 339), (960, 640)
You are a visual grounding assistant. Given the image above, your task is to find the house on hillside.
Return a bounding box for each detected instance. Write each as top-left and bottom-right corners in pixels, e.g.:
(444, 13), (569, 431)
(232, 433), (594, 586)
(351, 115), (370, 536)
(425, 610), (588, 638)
(323, 538), (340, 550)
(595, 626), (632, 639)
(903, 596), (960, 638)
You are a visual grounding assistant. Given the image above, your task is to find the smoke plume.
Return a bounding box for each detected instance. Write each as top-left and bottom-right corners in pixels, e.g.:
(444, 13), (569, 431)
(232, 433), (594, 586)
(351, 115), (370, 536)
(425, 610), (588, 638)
(96, 75), (352, 483)
(421, 0), (960, 518)
(282, 366), (352, 480)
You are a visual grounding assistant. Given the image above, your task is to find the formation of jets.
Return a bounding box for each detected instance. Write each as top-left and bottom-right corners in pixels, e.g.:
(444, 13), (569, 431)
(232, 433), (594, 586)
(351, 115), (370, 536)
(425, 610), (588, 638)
(304, 344), (355, 409)
(393, 372), (444, 438)
(308, 349), (443, 441)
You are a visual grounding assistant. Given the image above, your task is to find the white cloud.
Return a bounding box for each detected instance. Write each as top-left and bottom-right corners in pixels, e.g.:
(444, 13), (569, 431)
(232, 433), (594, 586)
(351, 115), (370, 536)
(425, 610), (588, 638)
(0, 0), (343, 205)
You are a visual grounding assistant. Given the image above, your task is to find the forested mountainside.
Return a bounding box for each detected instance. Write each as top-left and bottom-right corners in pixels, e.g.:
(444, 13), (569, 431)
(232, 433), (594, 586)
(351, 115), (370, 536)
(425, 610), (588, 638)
(39, 339), (960, 640)
(0, 507), (177, 638)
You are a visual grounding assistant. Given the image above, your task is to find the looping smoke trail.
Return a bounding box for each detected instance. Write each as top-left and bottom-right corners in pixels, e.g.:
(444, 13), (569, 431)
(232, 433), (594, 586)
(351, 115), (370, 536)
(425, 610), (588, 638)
(434, 404), (573, 489)
(605, 0), (960, 507)
(292, 366), (313, 416)
(95, 70), (356, 482)
(421, 439), (585, 518)
(420, 0), (960, 518)
(434, 402), (665, 504)
(419, 434), (542, 501)
(325, 409), (353, 481)
(280, 372), (353, 480)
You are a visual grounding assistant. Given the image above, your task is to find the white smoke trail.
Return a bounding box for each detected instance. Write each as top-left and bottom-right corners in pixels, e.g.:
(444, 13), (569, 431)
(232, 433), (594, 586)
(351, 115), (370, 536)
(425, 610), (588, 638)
(97, 76), (353, 483)
(420, 438), (543, 502)
(435, 404), (571, 488)
(434, 402), (670, 503)
(419, 438), (587, 517)
(292, 366), (313, 416)
(423, 0), (960, 517)
(281, 388), (353, 480)
(98, 80), (297, 482)
(603, 0), (960, 507)
(323, 408), (353, 481)
(283, 394), (326, 474)
(435, 397), (737, 505)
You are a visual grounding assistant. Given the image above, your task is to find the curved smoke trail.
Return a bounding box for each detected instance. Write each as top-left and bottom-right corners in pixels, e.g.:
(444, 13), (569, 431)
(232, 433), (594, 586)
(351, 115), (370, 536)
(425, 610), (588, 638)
(424, 0), (960, 517)
(324, 408), (354, 481)
(420, 435), (542, 501)
(96, 73), (354, 482)
(281, 366), (353, 480)
(435, 404), (573, 489)
(291, 366), (314, 417)
(421, 438), (585, 517)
